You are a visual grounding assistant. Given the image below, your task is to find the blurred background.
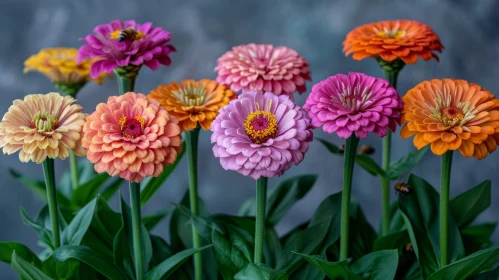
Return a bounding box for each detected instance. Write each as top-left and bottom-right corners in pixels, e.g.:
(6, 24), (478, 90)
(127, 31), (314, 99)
(1, 0), (499, 278)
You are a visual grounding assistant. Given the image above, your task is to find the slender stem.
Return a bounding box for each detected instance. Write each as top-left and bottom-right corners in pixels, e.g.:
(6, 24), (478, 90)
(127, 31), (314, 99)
(340, 135), (360, 261)
(69, 152), (79, 190)
(440, 150), (453, 267)
(185, 127), (202, 280)
(129, 182), (144, 280)
(116, 75), (135, 95)
(254, 177), (268, 264)
(379, 69), (400, 236)
(42, 158), (60, 249)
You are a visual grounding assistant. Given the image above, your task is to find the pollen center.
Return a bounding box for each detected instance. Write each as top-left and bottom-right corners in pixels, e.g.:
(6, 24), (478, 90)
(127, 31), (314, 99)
(119, 116), (145, 138)
(31, 111), (58, 132)
(427, 88), (477, 128)
(376, 27), (406, 39)
(172, 83), (213, 106)
(244, 111), (278, 144)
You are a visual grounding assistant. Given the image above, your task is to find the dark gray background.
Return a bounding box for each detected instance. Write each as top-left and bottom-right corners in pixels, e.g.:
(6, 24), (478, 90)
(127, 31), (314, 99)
(1, 0), (498, 278)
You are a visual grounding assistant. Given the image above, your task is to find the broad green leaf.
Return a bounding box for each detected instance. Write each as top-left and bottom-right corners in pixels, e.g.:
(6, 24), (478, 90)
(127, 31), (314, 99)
(41, 255), (79, 280)
(53, 245), (128, 280)
(235, 263), (289, 280)
(386, 147), (428, 180)
(264, 228), (281, 269)
(113, 227), (135, 279)
(20, 207), (53, 249)
(140, 141), (186, 206)
(349, 202), (377, 262)
(11, 251), (53, 280)
(471, 266), (499, 279)
(238, 174), (317, 225)
(294, 252), (360, 280)
(450, 180), (491, 228)
(149, 235), (174, 266)
(427, 247), (499, 280)
(373, 230), (410, 251)
(120, 196), (153, 270)
(61, 198), (96, 246)
(461, 223), (497, 255)
(0, 242), (40, 266)
(350, 250), (398, 280)
(101, 177), (124, 201)
(145, 245), (212, 280)
(318, 138), (385, 177)
(143, 209), (172, 231)
(71, 173), (110, 209)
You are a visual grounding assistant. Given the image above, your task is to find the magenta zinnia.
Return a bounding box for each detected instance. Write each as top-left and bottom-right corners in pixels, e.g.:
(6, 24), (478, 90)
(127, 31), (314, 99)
(211, 91), (312, 179)
(0, 93), (86, 163)
(214, 44), (311, 98)
(82, 92), (182, 183)
(304, 72), (403, 139)
(78, 20), (175, 79)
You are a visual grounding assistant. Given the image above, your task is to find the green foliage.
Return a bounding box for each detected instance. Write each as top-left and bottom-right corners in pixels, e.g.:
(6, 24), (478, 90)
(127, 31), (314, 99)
(11, 252), (53, 280)
(235, 264), (289, 280)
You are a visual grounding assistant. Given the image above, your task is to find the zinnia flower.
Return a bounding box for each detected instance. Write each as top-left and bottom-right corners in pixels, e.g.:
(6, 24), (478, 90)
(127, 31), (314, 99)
(343, 20), (443, 64)
(78, 20), (175, 79)
(148, 79), (235, 131)
(82, 92), (182, 182)
(214, 44), (311, 98)
(0, 93), (86, 163)
(210, 91), (312, 179)
(304, 72), (403, 139)
(401, 79), (499, 159)
(24, 48), (108, 85)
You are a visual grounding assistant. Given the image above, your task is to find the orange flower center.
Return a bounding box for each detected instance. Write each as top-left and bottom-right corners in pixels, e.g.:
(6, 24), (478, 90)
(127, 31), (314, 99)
(427, 89), (477, 128)
(244, 101), (277, 144)
(110, 28), (145, 42)
(375, 26), (406, 39)
(119, 116), (145, 138)
(30, 111), (58, 132)
(172, 83), (213, 106)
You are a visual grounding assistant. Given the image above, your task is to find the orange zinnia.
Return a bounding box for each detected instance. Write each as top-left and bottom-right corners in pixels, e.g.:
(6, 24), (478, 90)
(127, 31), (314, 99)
(401, 79), (499, 159)
(343, 20), (443, 64)
(148, 79), (235, 131)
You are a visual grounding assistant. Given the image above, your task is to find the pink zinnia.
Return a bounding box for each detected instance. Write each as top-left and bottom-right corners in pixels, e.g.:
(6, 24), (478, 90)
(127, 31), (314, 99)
(78, 20), (175, 79)
(214, 44), (311, 98)
(82, 92), (182, 182)
(304, 72), (403, 139)
(210, 91), (313, 179)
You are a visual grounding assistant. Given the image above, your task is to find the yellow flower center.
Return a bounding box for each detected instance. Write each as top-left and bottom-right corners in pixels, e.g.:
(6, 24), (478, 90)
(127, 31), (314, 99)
(119, 116), (145, 138)
(110, 29), (145, 41)
(244, 101), (278, 144)
(172, 83), (214, 106)
(31, 111), (58, 132)
(427, 86), (477, 128)
(376, 27), (406, 39)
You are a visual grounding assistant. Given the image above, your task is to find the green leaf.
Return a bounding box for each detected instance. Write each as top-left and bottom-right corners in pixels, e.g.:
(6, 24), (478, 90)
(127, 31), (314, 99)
(120, 196), (153, 270)
(235, 263), (289, 280)
(113, 227), (135, 279)
(9, 168), (46, 200)
(0, 242), (41, 267)
(294, 252), (361, 280)
(471, 266), (499, 279)
(373, 230), (410, 251)
(318, 138), (385, 177)
(61, 198), (96, 246)
(398, 174), (465, 279)
(20, 207), (53, 249)
(11, 251), (54, 280)
(450, 180), (491, 228)
(41, 255), (79, 280)
(462, 223), (497, 255)
(349, 202), (377, 262)
(386, 147), (428, 180)
(145, 245), (212, 280)
(350, 250), (398, 280)
(53, 245), (128, 280)
(71, 173), (110, 209)
(143, 209), (172, 231)
(140, 141), (186, 206)
(427, 247), (499, 280)
(101, 177), (124, 201)
(238, 174), (317, 225)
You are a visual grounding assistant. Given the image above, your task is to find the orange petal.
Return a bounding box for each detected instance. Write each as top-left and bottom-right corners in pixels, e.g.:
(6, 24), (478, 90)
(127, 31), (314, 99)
(431, 140), (448, 155)
(441, 132), (457, 142)
(400, 125), (416, 139)
(446, 137), (462, 150)
(423, 132), (441, 143)
(458, 140), (474, 157)
(414, 133), (429, 149)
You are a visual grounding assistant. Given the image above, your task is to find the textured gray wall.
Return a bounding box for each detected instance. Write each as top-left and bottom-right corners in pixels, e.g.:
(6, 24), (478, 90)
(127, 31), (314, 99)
(1, 0), (499, 278)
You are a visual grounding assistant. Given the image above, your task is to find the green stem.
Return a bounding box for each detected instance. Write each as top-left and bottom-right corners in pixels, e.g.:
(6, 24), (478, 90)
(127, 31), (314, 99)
(42, 158), (60, 249)
(185, 127), (202, 280)
(440, 150), (453, 267)
(254, 177), (268, 264)
(379, 68), (400, 236)
(69, 152), (79, 190)
(129, 181), (144, 280)
(340, 135), (360, 261)
(114, 66), (140, 95)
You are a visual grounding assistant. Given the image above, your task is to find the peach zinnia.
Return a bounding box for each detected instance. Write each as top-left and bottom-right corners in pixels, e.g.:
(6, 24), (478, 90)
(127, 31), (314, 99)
(343, 20), (443, 64)
(82, 92), (182, 182)
(148, 79), (235, 131)
(401, 79), (499, 159)
(0, 93), (86, 163)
